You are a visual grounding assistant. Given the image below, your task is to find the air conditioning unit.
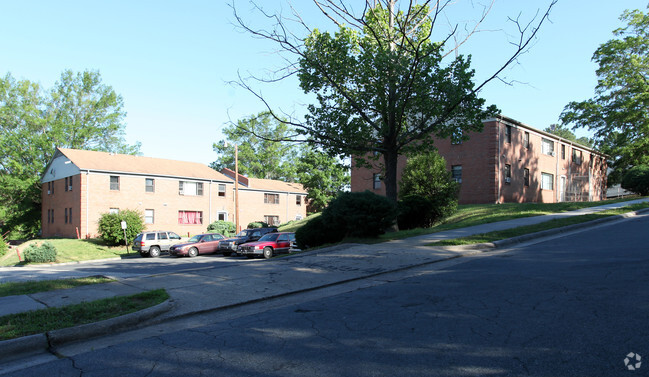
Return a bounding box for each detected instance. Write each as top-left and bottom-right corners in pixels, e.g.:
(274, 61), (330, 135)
(505, 177), (511, 184)
(551, 152), (556, 157)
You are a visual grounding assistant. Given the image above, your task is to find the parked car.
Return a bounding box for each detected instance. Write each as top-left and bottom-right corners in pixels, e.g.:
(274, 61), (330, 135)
(169, 233), (225, 257)
(218, 227), (278, 256)
(238, 232), (295, 259)
(133, 231), (183, 257)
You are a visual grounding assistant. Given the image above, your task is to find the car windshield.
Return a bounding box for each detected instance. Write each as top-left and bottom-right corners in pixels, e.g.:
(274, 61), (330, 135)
(258, 233), (279, 242)
(236, 230), (251, 237)
(187, 235), (203, 243)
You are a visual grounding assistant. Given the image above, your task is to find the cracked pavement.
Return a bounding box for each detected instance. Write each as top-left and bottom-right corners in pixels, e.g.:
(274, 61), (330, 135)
(4, 213), (648, 376)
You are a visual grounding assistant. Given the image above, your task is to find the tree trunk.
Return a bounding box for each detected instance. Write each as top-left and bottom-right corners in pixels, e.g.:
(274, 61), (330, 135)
(383, 149), (399, 203)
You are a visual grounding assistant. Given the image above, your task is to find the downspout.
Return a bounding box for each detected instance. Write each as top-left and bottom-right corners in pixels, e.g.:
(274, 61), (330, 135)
(85, 170), (89, 238)
(497, 122), (501, 204)
(209, 181), (212, 225)
(555, 142), (560, 203)
(285, 192), (289, 224)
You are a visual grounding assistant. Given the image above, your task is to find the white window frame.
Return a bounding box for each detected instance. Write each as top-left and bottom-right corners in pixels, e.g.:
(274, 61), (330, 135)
(145, 209), (155, 224)
(541, 172), (554, 190)
(542, 138), (555, 156)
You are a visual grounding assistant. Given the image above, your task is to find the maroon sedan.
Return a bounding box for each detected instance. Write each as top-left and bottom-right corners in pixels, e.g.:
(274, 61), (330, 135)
(238, 232), (295, 259)
(169, 233), (225, 257)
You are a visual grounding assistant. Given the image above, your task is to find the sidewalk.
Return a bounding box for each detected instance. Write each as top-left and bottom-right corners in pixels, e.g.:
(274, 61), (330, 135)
(2, 198), (648, 361)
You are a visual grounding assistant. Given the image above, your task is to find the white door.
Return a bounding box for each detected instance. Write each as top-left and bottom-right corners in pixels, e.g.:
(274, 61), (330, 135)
(559, 176), (566, 202)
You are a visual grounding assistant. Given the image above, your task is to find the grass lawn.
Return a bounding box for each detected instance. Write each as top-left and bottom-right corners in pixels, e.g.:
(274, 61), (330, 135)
(434, 201), (649, 246)
(0, 276), (114, 298)
(0, 289), (169, 341)
(1, 238), (132, 267)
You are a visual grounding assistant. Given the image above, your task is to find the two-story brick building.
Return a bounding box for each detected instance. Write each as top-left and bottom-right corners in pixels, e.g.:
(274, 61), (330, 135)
(41, 148), (307, 238)
(352, 115), (608, 204)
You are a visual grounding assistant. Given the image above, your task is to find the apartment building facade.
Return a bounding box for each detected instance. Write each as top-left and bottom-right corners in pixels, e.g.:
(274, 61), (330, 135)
(351, 116), (608, 204)
(41, 148), (307, 238)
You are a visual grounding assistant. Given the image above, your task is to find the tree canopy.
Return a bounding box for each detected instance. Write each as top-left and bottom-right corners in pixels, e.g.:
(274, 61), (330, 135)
(211, 112), (301, 181)
(0, 70), (139, 238)
(233, 0), (555, 202)
(295, 149), (350, 212)
(544, 124), (593, 148)
(560, 6), (649, 184)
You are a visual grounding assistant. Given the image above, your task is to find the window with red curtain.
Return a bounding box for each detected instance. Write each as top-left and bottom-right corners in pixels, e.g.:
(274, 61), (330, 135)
(178, 211), (203, 225)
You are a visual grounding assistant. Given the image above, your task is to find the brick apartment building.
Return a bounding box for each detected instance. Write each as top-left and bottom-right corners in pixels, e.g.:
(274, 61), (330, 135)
(41, 148), (307, 238)
(352, 115), (608, 204)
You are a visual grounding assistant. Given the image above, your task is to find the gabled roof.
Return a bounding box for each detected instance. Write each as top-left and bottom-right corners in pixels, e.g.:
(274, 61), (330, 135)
(52, 148), (231, 182)
(221, 168), (307, 194)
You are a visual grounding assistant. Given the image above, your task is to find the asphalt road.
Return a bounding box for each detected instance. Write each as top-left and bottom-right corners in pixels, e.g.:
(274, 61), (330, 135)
(5, 214), (649, 376)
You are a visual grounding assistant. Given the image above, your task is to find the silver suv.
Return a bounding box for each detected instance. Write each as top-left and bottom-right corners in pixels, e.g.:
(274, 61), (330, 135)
(133, 231), (183, 257)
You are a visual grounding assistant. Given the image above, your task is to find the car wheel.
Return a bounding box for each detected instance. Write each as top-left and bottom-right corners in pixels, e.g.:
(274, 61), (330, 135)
(188, 247), (198, 258)
(149, 246), (161, 258)
(139, 252), (148, 258)
(263, 247), (273, 259)
(222, 252), (232, 257)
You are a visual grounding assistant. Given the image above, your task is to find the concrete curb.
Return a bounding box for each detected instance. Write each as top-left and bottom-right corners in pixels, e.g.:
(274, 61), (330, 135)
(0, 299), (174, 363)
(446, 207), (649, 251)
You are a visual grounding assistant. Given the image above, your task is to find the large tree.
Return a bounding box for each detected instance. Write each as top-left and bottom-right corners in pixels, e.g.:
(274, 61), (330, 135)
(233, 0), (555, 202)
(295, 148), (350, 212)
(560, 7), (649, 184)
(211, 112), (301, 181)
(0, 70), (139, 238)
(544, 124), (593, 148)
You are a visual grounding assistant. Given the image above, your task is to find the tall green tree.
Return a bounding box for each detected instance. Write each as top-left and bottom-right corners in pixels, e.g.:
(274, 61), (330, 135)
(560, 6), (649, 184)
(544, 124), (593, 148)
(211, 112), (301, 181)
(0, 70), (139, 238)
(233, 0), (555, 202)
(296, 149), (350, 212)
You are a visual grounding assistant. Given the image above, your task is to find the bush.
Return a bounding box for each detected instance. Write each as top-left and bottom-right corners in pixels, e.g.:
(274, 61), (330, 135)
(325, 191), (397, 238)
(397, 195), (436, 230)
(622, 165), (649, 196)
(97, 209), (145, 246)
(295, 191), (397, 249)
(207, 220), (236, 237)
(247, 222), (270, 229)
(0, 238), (7, 258)
(295, 215), (345, 250)
(398, 150), (459, 227)
(23, 241), (57, 263)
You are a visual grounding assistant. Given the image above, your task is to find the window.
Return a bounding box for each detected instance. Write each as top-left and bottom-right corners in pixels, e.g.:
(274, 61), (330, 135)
(157, 232), (168, 240)
(541, 138), (555, 156)
(505, 125), (512, 143)
(47, 181), (54, 195)
(451, 165), (462, 183)
(217, 212), (227, 221)
(523, 132), (529, 149)
(264, 215), (280, 226)
(373, 173), (381, 189)
(179, 181), (204, 196)
(296, 195), (302, 206)
(145, 209), (154, 224)
(561, 144), (566, 160)
(504, 164), (511, 184)
(218, 184), (226, 197)
(109, 208), (119, 214)
(65, 176), (72, 192)
(264, 193), (280, 204)
(47, 209), (54, 224)
(541, 173), (554, 190)
(572, 149), (582, 165)
(51, 209), (54, 224)
(65, 208), (69, 223)
(145, 178), (155, 193)
(178, 210), (203, 225)
(110, 176), (120, 190)
(524, 168), (530, 187)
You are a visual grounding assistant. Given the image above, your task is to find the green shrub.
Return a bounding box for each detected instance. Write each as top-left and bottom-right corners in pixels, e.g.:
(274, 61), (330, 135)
(0, 238), (7, 257)
(295, 191), (396, 249)
(622, 165), (649, 196)
(23, 241), (57, 263)
(397, 195), (436, 230)
(295, 215), (345, 249)
(207, 220), (236, 237)
(247, 221), (270, 229)
(399, 150), (459, 227)
(97, 209), (144, 246)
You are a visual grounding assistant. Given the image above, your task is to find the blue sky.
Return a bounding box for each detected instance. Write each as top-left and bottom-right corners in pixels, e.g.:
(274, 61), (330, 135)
(1, 1), (646, 165)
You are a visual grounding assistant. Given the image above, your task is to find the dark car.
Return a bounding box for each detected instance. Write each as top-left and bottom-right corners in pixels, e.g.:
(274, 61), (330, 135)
(218, 227), (278, 256)
(169, 233), (225, 257)
(238, 232), (295, 259)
